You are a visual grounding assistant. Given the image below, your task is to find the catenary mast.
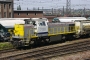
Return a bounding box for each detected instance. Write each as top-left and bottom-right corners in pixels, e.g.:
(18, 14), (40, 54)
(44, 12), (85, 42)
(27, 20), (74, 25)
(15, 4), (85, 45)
(66, 0), (71, 16)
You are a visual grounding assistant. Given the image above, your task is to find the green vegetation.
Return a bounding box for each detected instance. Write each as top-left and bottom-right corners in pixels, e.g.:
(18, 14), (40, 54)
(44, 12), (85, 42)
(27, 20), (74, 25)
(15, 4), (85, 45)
(0, 42), (13, 50)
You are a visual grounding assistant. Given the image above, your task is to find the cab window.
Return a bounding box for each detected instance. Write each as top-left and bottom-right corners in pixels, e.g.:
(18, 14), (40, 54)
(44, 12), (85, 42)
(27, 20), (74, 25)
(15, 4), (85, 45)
(32, 21), (36, 26)
(38, 21), (46, 26)
(25, 20), (36, 26)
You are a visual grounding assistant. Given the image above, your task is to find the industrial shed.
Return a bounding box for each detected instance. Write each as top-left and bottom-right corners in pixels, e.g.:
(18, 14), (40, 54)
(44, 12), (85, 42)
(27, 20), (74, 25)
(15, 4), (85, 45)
(0, 19), (26, 33)
(0, 18), (27, 27)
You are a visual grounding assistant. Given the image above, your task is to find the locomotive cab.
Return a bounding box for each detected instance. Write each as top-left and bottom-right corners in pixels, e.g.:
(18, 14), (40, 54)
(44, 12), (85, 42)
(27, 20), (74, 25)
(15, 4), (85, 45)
(24, 18), (48, 37)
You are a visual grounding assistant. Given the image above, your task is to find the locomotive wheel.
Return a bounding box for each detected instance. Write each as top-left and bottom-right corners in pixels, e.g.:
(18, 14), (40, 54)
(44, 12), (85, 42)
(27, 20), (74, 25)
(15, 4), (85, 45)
(87, 34), (90, 37)
(75, 34), (80, 39)
(29, 40), (36, 48)
(12, 41), (23, 48)
(13, 41), (19, 48)
(45, 38), (50, 44)
(30, 40), (35, 45)
(62, 36), (66, 42)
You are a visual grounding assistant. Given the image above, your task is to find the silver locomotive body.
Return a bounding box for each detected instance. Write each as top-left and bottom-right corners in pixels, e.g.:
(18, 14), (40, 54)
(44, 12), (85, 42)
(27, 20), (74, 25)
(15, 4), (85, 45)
(48, 22), (75, 42)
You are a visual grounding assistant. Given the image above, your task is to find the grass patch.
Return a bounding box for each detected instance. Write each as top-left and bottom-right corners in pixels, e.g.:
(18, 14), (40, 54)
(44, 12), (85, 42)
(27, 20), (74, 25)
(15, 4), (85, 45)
(0, 42), (13, 50)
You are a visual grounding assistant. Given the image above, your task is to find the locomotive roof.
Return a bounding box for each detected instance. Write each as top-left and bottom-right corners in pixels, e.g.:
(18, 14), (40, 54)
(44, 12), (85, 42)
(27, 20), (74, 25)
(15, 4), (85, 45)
(24, 18), (48, 22)
(49, 22), (74, 24)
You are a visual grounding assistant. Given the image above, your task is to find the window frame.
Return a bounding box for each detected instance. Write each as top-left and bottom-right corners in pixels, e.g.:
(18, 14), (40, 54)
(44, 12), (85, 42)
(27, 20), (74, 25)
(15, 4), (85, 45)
(4, 12), (6, 18)
(18, 13), (20, 15)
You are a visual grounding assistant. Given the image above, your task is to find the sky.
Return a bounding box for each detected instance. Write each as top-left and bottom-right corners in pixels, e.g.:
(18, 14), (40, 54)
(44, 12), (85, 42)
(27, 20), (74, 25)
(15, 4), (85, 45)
(14, 0), (90, 10)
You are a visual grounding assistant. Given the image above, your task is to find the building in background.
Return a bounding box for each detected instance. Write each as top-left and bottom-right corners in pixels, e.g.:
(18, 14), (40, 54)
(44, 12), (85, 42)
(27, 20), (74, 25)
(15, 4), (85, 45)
(14, 10), (43, 18)
(0, 0), (13, 18)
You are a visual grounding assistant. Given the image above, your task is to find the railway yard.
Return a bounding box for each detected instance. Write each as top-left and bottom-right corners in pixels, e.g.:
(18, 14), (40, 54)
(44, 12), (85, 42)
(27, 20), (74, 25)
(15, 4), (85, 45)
(0, 17), (90, 60)
(0, 0), (90, 60)
(0, 38), (90, 60)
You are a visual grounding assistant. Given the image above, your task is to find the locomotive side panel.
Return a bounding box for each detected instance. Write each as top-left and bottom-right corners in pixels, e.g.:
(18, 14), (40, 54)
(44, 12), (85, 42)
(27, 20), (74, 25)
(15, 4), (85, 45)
(48, 23), (75, 35)
(24, 25), (35, 38)
(14, 24), (24, 38)
(48, 23), (75, 42)
(50, 35), (62, 42)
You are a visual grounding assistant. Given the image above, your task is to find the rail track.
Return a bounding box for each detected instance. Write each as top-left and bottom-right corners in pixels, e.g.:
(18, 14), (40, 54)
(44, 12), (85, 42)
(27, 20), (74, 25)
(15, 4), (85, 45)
(19, 40), (90, 60)
(85, 58), (90, 60)
(0, 38), (90, 60)
(0, 48), (19, 54)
